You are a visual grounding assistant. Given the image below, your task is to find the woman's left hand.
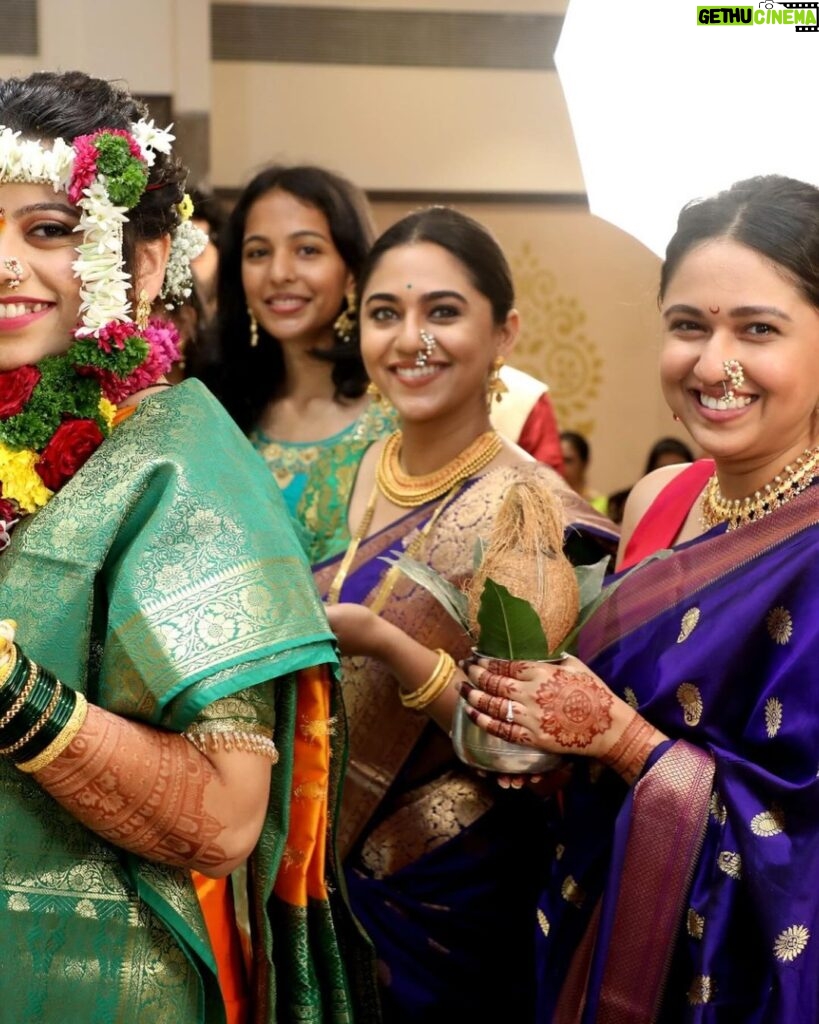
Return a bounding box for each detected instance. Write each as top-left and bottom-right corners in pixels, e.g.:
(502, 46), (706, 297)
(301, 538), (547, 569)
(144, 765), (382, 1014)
(325, 602), (384, 658)
(461, 654), (665, 780)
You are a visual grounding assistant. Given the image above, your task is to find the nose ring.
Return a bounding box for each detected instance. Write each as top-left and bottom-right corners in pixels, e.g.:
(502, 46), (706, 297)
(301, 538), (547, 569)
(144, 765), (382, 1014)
(416, 329), (437, 368)
(3, 258), (23, 290)
(722, 359), (745, 402)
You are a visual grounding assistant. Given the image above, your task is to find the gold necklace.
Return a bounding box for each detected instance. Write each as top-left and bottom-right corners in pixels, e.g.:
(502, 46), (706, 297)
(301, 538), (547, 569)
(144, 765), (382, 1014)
(376, 429), (502, 508)
(700, 446), (819, 531)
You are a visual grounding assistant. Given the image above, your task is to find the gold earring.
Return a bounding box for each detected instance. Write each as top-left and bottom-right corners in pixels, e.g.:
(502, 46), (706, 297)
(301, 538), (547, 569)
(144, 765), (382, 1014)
(487, 356), (508, 408)
(248, 307), (259, 348)
(366, 381), (381, 403)
(135, 289), (151, 331)
(333, 290), (357, 345)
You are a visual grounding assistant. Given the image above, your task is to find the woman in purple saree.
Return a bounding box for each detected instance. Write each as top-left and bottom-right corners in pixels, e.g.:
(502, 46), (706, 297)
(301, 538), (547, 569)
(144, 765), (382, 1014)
(462, 175), (819, 1021)
(317, 207), (617, 1022)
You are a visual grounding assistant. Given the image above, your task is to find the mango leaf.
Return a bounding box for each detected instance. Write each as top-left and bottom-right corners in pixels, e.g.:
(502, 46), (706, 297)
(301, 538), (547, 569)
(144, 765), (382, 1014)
(476, 579), (550, 660)
(574, 555), (610, 612)
(380, 551), (470, 631)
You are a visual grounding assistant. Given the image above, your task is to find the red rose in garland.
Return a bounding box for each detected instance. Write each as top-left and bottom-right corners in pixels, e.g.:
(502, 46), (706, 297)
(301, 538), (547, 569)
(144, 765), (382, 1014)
(35, 418), (105, 492)
(0, 366), (42, 418)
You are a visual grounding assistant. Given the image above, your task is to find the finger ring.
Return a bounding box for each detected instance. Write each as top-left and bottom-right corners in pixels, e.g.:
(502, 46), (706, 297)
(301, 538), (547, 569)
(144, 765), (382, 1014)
(505, 699), (515, 723)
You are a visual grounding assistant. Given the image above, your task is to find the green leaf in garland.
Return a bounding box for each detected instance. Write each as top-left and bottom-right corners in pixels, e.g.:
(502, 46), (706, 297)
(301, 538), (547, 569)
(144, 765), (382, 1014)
(476, 578), (550, 660)
(95, 134), (148, 208)
(0, 354), (103, 449)
(70, 335), (149, 377)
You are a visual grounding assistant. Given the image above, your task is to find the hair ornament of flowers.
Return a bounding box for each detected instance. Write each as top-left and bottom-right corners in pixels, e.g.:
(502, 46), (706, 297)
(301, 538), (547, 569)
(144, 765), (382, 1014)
(0, 119), (190, 550)
(161, 195), (208, 307)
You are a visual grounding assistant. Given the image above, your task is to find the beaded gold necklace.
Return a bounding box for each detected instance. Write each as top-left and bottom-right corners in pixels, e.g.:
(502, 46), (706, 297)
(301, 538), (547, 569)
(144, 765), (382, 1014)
(376, 429), (502, 508)
(700, 446), (819, 531)
(326, 429), (502, 605)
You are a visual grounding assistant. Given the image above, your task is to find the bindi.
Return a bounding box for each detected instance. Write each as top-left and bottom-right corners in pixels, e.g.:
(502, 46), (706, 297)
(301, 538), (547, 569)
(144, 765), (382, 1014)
(534, 667), (613, 749)
(709, 305), (720, 314)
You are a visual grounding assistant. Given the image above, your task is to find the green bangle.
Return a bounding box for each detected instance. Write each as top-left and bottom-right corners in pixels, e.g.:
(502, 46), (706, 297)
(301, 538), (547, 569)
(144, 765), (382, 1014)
(10, 677), (75, 764)
(0, 679), (62, 760)
(0, 650), (31, 723)
(0, 665), (56, 749)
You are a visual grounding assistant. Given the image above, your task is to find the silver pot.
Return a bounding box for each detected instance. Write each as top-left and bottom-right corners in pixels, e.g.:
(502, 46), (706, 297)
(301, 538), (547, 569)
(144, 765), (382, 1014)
(451, 652), (566, 774)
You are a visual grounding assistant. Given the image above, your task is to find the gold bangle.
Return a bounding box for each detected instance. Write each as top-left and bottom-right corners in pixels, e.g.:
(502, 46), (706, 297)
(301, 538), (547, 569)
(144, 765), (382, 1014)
(400, 650), (457, 711)
(17, 692), (88, 774)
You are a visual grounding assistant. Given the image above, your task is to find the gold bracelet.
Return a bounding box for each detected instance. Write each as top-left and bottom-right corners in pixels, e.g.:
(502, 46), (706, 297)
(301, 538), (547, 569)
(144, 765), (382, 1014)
(400, 650), (457, 711)
(17, 692), (88, 774)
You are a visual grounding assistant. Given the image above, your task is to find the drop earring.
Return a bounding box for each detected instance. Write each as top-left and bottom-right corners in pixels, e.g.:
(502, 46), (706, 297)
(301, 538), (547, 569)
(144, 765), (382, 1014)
(486, 356), (509, 408)
(248, 307), (259, 348)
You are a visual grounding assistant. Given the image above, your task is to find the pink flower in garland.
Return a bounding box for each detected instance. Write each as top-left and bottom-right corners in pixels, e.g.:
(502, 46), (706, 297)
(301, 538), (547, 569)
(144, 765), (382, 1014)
(95, 321), (135, 354)
(67, 135), (100, 205)
(88, 319), (181, 405)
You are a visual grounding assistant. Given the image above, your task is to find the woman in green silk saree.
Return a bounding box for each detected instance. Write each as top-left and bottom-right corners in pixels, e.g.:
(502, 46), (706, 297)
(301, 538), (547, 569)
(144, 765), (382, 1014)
(0, 72), (373, 1024)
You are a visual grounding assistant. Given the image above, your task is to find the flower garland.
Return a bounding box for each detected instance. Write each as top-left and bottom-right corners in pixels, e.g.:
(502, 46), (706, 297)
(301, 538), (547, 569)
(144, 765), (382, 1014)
(0, 118), (200, 551)
(0, 318), (181, 549)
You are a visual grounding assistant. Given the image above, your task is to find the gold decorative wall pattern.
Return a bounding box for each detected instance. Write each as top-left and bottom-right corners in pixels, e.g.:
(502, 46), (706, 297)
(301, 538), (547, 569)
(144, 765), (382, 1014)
(510, 241), (602, 437)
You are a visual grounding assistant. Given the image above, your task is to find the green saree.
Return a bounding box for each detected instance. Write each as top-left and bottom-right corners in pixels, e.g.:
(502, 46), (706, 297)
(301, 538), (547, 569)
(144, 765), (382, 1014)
(0, 380), (373, 1023)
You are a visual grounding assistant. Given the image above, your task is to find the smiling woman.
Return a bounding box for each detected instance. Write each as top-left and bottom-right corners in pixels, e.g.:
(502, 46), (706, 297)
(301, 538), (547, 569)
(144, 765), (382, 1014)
(0, 72), (371, 1024)
(461, 175), (819, 1021)
(315, 206), (618, 1022)
(191, 165), (395, 564)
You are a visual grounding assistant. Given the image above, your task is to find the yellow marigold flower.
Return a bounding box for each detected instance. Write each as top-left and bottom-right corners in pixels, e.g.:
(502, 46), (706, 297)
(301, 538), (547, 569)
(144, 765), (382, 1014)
(0, 443), (52, 513)
(177, 193), (194, 221)
(98, 397), (117, 429)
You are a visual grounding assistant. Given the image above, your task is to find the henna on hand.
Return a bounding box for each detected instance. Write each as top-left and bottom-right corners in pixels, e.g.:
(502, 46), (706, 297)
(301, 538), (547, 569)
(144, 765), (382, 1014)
(534, 667), (613, 751)
(36, 705), (228, 869)
(465, 705), (534, 745)
(600, 711), (660, 785)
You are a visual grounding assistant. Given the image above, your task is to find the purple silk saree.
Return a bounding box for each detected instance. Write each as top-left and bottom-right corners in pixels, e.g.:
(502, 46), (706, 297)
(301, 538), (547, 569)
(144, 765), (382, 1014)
(313, 464), (617, 1022)
(537, 481), (819, 1022)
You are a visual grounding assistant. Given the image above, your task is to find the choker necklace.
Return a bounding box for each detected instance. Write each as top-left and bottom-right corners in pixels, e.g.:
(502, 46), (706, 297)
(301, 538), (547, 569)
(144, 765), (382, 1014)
(700, 447), (819, 531)
(376, 429), (502, 508)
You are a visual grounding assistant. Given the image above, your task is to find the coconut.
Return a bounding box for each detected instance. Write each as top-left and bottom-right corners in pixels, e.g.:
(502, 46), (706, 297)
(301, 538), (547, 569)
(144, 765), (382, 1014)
(465, 473), (579, 652)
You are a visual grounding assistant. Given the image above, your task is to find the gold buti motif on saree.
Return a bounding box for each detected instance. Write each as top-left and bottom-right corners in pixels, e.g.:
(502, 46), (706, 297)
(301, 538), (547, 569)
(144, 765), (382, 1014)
(677, 607), (700, 643)
(773, 924), (810, 963)
(561, 875), (586, 908)
(718, 851), (742, 880)
(765, 697), (783, 738)
(688, 975), (713, 1005)
(766, 606), (793, 645)
(750, 804), (785, 838)
(687, 908), (705, 939)
(709, 791), (728, 825)
(299, 715), (336, 742)
(623, 686), (638, 709)
(676, 683), (703, 726)
(537, 909), (550, 937)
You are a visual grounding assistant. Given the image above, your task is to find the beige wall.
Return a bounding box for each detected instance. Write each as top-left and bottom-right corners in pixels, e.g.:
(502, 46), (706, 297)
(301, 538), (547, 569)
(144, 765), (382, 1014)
(0, 0), (693, 495)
